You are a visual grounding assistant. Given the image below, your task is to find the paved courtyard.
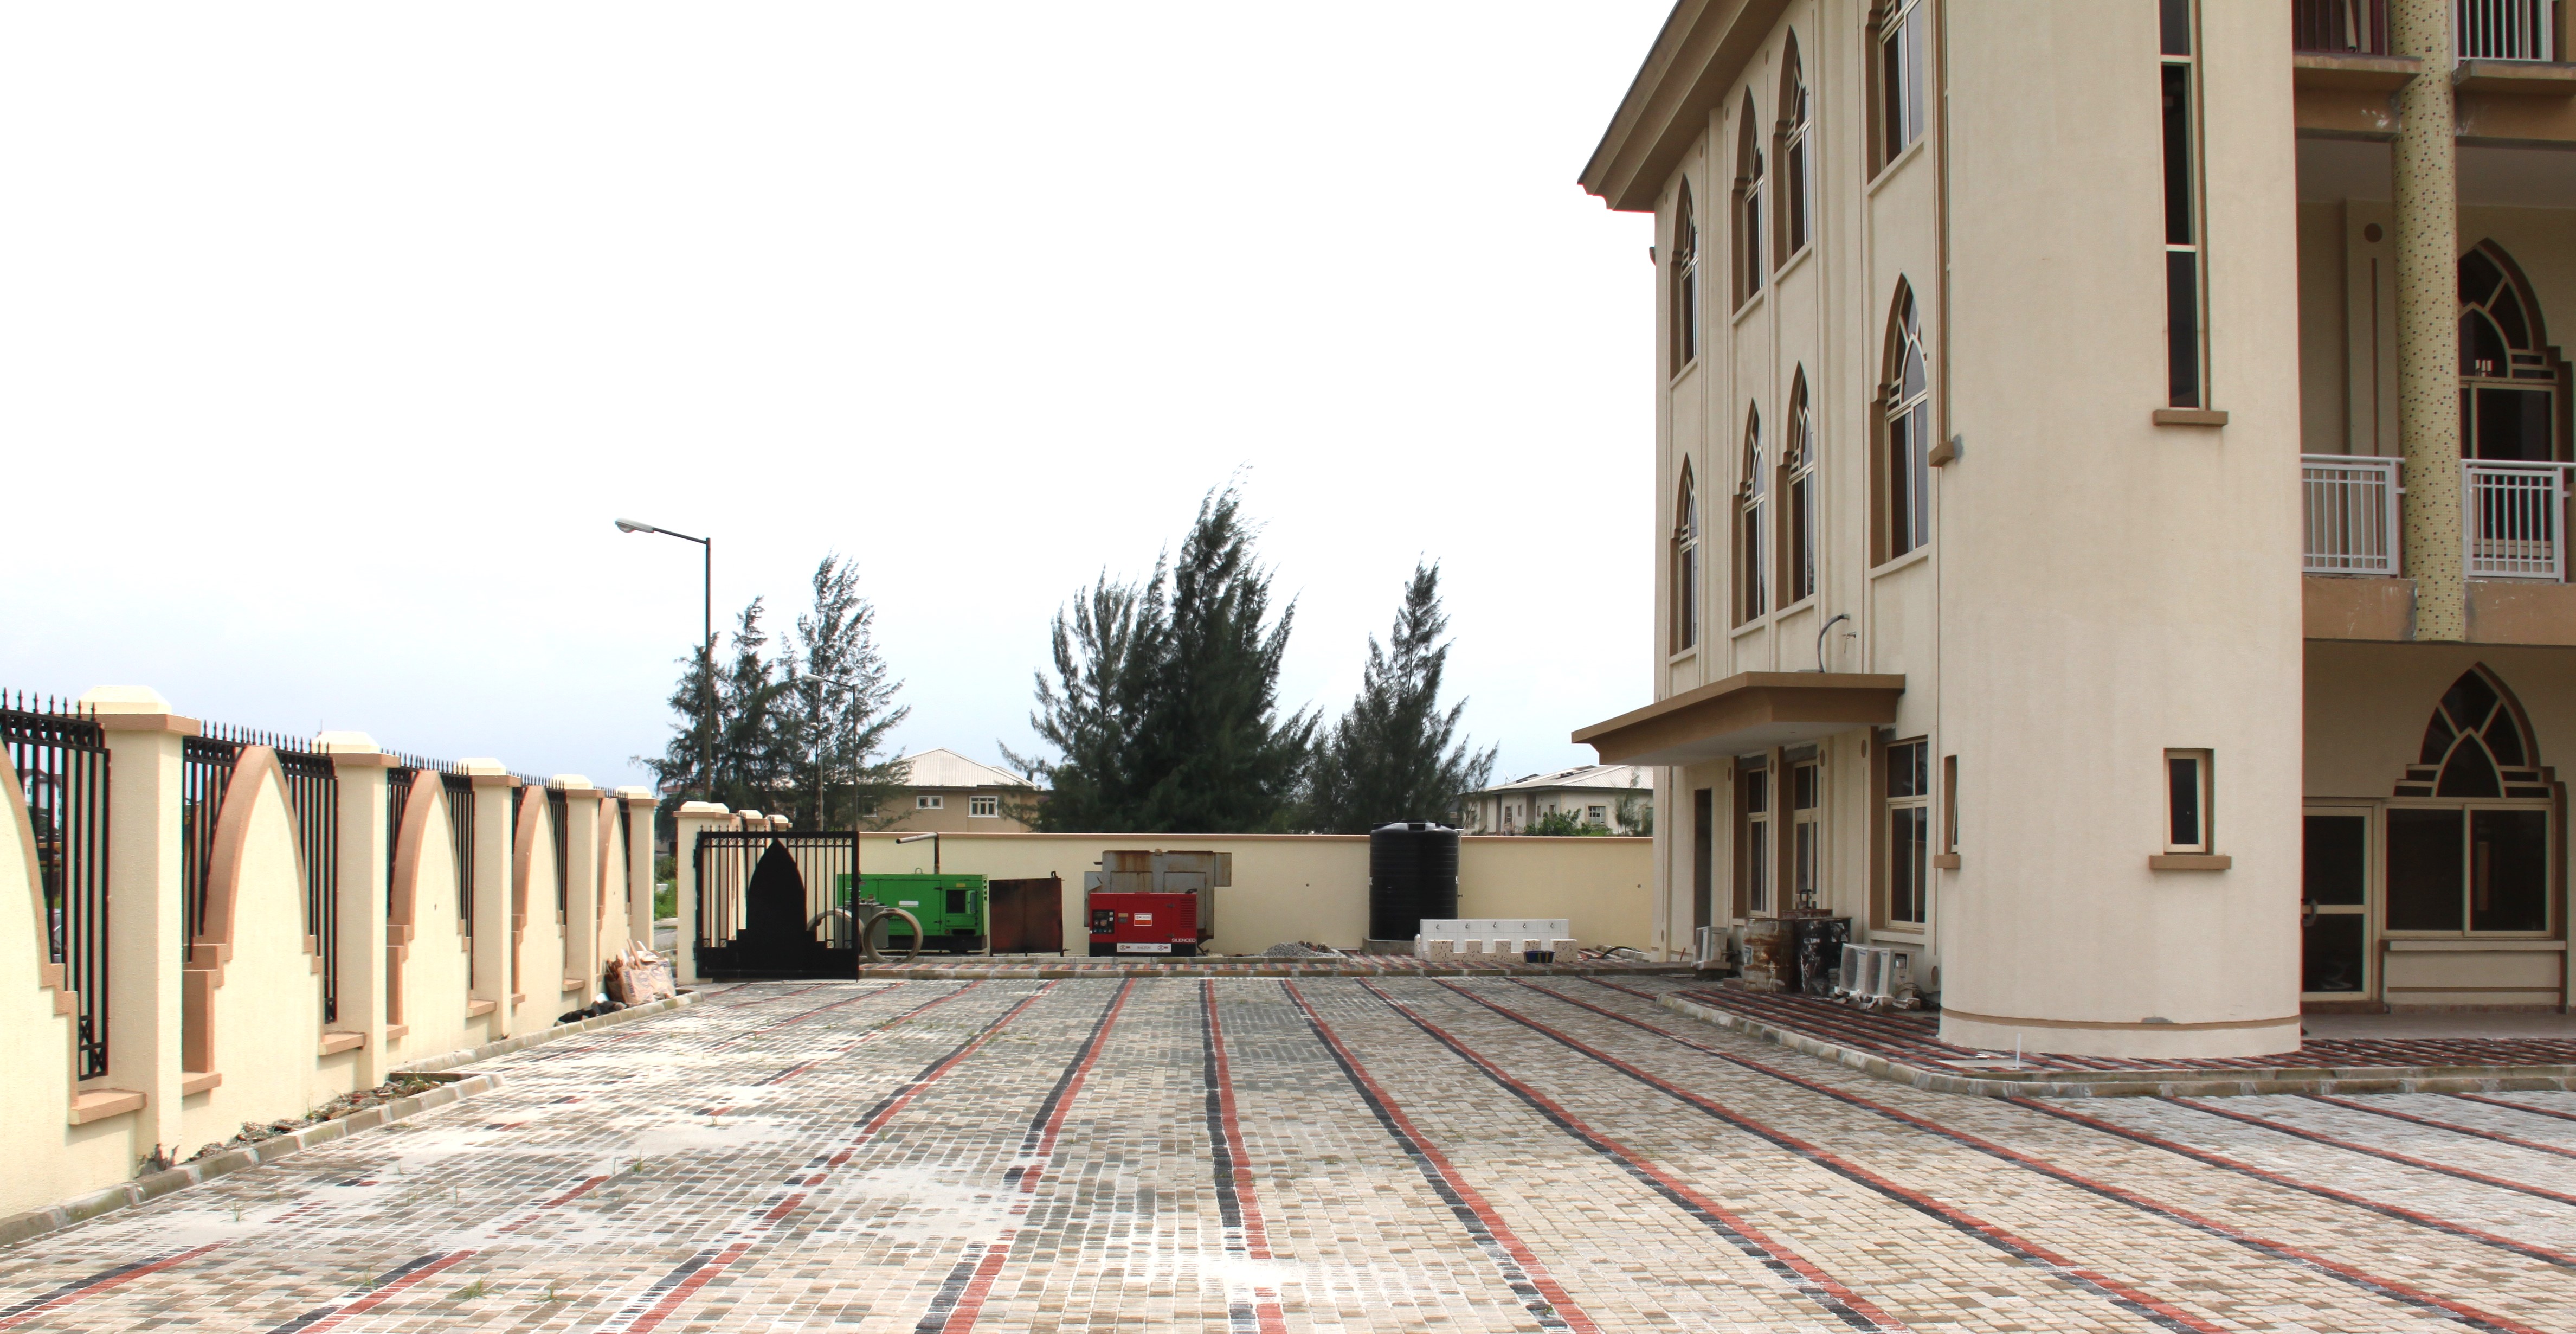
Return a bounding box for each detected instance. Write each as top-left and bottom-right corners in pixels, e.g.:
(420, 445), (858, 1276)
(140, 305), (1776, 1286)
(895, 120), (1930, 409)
(6, 976), (2576, 1332)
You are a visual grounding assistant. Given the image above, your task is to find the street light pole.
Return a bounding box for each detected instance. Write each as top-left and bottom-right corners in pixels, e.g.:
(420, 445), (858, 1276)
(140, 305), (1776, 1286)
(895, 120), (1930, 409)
(616, 519), (714, 800)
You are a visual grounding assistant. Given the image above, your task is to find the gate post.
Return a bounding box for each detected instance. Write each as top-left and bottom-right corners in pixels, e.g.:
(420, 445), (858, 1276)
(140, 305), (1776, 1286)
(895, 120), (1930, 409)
(81, 686), (192, 1162)
(618, 787), (656, 951)
(672, 802), (732, 986)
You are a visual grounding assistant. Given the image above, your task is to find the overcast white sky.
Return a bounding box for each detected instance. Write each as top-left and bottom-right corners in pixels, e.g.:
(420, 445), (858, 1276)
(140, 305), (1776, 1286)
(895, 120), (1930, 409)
(1, 2), (1667, 793)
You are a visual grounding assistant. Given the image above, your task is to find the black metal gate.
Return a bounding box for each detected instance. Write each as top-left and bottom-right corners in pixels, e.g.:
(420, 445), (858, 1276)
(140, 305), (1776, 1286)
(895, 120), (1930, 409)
(693, 830), (858, 978)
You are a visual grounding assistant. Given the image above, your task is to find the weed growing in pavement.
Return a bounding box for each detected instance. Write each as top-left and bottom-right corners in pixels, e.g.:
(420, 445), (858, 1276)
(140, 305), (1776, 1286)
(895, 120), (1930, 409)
(540, 1282), (564, 1304)
(455, 1279), (488, 1300)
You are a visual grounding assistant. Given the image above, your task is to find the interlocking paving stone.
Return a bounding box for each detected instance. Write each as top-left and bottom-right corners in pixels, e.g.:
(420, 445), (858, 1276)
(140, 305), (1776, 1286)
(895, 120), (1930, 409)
(4, 978), (2573, 1332)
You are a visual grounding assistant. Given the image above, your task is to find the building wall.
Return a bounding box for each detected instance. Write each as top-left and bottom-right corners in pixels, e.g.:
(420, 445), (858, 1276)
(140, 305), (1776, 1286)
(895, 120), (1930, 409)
(877, 787), (1038, 833)
(387, 776), (476, 1067)
(1633, 2), (2308, 1056)
(853, 831), (1653, 956)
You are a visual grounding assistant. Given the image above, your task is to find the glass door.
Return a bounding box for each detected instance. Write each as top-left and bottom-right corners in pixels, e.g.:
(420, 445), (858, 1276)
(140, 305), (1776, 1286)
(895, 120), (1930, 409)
(2302, 808), (2373, 998)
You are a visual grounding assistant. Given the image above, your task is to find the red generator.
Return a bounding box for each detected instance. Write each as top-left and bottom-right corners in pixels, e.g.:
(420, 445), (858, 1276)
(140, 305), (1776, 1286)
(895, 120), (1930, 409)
(1084, 850), (1228, 957)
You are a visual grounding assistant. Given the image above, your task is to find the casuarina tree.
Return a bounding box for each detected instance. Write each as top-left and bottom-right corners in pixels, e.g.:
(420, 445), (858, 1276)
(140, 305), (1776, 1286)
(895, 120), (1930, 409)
(1009, 485), (1314, 832)
(1304, 561), (1496, 833)
(778, 554), (910, 829)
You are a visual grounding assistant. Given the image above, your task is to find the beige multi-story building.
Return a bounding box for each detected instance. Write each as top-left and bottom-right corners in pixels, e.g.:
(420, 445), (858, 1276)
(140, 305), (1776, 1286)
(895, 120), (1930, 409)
(878, 748), (1041, 832)
(1572, 0), (2576, 1057)
(1460, 764), (1656, 834)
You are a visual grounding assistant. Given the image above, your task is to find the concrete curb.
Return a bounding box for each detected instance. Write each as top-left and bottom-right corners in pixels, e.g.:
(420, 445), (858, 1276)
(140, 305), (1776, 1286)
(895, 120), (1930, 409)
(1657, 991), (2576, 1099)
(396, 992), (695, 1076)
(0, 1074), (503, 1250)
(0, 994), (695, 1252)
(852, 964), (1694, 980)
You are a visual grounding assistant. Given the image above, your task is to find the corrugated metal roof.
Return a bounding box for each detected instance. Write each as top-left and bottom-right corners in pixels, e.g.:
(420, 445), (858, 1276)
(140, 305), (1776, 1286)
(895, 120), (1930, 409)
(897, 748), (1035, 790)
(1467, 764), (1650, 797)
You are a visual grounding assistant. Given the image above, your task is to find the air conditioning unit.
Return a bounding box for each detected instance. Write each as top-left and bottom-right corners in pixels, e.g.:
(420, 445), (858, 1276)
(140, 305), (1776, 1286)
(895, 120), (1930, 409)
(1835, 945), (1918, 1006)
(1694, 925), (1722, 967)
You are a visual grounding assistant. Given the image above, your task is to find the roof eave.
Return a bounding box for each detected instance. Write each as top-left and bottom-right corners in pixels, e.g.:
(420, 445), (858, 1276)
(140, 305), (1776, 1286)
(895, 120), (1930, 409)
(1572, 671), (1907, 767)
(1578, 0), (1792, 214)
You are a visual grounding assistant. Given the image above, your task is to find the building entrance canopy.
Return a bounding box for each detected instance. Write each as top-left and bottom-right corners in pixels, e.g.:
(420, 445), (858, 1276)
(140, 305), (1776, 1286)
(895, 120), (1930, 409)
(1573, 672), (1907, 767)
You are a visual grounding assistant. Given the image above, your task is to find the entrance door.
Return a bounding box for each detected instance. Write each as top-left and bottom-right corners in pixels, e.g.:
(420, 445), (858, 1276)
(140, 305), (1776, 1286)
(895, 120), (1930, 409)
(2302, 809), (2372, 998)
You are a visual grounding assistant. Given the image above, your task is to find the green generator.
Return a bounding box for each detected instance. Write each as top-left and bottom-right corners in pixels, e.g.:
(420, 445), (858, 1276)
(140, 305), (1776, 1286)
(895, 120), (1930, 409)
(837, 873), (986, 953)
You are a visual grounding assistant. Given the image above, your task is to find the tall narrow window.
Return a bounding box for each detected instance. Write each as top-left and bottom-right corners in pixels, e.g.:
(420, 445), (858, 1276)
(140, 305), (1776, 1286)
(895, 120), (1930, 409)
(1785, 373), (1817, 603)
(2165, 749), (2212, 853)
(1883, 286), (1931, 560)
(1738, 408), (1768, 624)
(2459, 242), (2560, 464)
(2161, 0), (2206, 407)
(1779, 37), (1811, 259)
(1941, 754), (1959, 855)
(1790, 758), (1822, 911)
(1672, 465), (1701, 652)
(1877, 0), (1927, 171)
(1738, 765), (1772, 916)
(1671, 184), (1699, 374)
(1735, 98), (1764, 305)
(1885, 739), (1928, 926)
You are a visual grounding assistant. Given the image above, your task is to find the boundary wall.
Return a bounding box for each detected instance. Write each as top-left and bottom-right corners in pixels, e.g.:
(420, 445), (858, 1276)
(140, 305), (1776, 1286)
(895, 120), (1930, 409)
(666, 814), (1652, 978)
(1, 687), (655, 1220)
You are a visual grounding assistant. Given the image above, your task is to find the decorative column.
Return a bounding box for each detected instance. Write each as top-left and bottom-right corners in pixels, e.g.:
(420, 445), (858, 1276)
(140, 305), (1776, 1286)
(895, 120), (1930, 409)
(551, 775), (601, 998)
(671, 802), (732, 986)
(2394, 0), (2464, 639)
(458, 759), (515, 1034)
(317, 732), (394, 1088)
(80, 686), (192, 1157)
(618, 787), (658, 951)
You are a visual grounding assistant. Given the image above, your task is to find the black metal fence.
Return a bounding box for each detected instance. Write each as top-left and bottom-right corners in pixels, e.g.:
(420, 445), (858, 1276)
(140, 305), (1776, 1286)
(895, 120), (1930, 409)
(546, 786), (569, 920)
(442, 773), (476, 987)
(693, 830), (857, 977)
(383, 751), (456, 913)
(2, 692), (111, 1079)
(181, 735), (237, 967)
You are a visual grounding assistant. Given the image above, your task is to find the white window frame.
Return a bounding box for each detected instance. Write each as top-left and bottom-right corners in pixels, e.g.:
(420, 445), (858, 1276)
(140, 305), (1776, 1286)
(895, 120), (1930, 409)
(916, 794), (944, 811)
(1878, 0), (1928, 169)
(968, 794), (1000, 818)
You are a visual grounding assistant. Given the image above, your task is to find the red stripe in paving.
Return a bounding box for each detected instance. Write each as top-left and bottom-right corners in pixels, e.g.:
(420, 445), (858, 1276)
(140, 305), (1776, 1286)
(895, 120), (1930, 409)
(918, 980), (1137, 1333)
(2172, 1096), (2576, 1207)
(1562, 978), (2558, 1333)
(1281, 980), (1598, 1334)
(1456, 982), (2220, 1334)
(0, 1245), (224, 1329)
(1202, 980), (1287, 1334)
(2305, 1092), (2576, 1162)
(589, 982), (1064, 1333)
(1363, 981), (1910, 1334)
(263, 1249), (476, 1333)
(2456, 1091), (2576, 1126)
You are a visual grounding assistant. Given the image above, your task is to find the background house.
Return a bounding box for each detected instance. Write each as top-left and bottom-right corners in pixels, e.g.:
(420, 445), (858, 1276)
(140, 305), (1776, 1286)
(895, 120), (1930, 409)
(1461, 765), (1653, 834)
(880, 748), (1042, 832)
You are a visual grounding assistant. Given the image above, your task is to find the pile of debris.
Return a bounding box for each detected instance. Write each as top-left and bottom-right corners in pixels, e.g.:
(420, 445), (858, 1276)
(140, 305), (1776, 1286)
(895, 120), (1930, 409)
(1260, 941), (1347, 959)
(185, 1073), (449, 1163)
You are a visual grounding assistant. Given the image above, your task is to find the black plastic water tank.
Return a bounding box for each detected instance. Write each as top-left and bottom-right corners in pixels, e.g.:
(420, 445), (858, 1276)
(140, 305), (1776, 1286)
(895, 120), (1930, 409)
(1368, 822), (1460, 942)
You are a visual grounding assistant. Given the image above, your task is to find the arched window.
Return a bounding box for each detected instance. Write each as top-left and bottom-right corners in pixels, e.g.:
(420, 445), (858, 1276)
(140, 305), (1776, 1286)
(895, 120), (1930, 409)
(1882, 285), (1931, 560)
(2387, 667), (2552, 936)
(1670, 184), (1698, 375)
(1873, 0), (1927, 172)
(2460, 241), (2559, 463)
(1778, 36), (1811, 260)
(1785, 371), (1817, 603)
(1735, 94), (1764, 306)
(1738, 407), (1768, 624)
(1672, 465), (1700, 652)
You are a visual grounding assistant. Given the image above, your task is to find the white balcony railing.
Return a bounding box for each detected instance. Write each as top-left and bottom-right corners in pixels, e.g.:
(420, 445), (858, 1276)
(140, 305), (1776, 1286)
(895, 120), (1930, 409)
(2303, 454), (2403, 575)
(2466, 459), (2572, 580)
(2458, 0), (2554, 60)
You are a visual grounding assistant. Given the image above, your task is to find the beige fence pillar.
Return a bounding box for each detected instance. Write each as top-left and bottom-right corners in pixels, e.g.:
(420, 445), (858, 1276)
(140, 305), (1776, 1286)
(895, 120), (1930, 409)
(80, 686), (192, 1159)
(318, 733), (394, 1088)
(619, 788), (658, 950)
(672, 803), (731, 986)
(458, 759), (516, 1034)
(551, 775), (601, 997)
(2394, 0), (2464, 639)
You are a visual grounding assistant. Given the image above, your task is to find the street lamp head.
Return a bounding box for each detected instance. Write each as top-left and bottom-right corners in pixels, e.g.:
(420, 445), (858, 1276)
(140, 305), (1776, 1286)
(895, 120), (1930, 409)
(614, 518), (656, 535)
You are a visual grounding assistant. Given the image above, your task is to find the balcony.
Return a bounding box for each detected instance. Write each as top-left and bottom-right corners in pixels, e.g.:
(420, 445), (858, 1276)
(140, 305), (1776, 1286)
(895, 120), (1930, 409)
(2304, 454), (2576, 644)
(2294, 0), (2556, 60)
